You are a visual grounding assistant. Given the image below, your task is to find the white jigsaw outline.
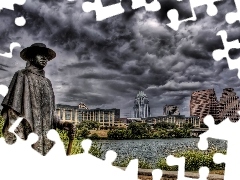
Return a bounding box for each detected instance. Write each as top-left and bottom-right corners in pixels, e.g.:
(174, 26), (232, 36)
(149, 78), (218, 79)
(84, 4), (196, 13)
(0, 0), (26, 59)
(0, 42), (21, 58)
(167, 0), (223, 31)
(198, 113), (240, 180)
(82, 0), (125, 21)
(0, 0), (26, 11)
(212, 30), (240, 79)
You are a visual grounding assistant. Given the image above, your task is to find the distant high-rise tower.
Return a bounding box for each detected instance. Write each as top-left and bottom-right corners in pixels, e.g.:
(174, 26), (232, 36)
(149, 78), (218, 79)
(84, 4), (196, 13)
(219, 88), (240, 122)
(190, 89), (220, 122)
(79, 102), (89, 109)
(163, 105), (180, 115)
(133, 91), (151, 118)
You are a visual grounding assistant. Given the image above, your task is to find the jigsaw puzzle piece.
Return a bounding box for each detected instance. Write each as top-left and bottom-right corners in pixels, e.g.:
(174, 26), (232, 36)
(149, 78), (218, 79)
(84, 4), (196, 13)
(82, 0), (125, 21)
(198, 115), (238, 150)
(67, 139), (138, 180)
(104, 149), (138, 180)
(105, 150), (117, 164)
(0, 0), (26, 26)
(198, 113), (240, 180)
(0, 0), (26, 11)
(0, 84), (8, 97)
(0, 42), (21, 58)
(167, 0), (222, 31)
(167, 155), (209, 180)
(45, 129), (66, 157)
(225, 0), (240, 24)
(213, 153), (226, 164)
(131, 0), (161, 12)
(15, 16), (26, 26)
(152, 169), (163, 180)
(212, 30), (240, 78)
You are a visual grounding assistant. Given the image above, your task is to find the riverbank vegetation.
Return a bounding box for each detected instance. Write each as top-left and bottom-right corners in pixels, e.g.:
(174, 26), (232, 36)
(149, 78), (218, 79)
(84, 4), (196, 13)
(0, 116), (226, 173)
(107, 122), (194, 140)
(112, 148), (226, 172)
(157, 148), (226, 171)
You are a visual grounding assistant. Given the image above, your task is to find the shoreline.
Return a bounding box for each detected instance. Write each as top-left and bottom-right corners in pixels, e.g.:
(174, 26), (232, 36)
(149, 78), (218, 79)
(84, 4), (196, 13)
(118, 167), (224, 180)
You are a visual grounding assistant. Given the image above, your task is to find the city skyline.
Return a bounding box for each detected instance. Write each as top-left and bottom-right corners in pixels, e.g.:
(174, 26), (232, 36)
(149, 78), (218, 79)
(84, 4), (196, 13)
(56, 87), (240, 119)
(0, 0), (240, 117)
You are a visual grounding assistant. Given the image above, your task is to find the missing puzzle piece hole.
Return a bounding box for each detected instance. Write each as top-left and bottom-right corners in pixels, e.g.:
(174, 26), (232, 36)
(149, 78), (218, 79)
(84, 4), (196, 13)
(197, 139), (208, 150)
(198, 167), (209, 179)
(47, 129), (61, 142)
(152, 169), (163, 180)
(213, 153), (226, 164)
(81, 139), (92, 153)
(228, 48), (240, 60)
(15, 16), (26, 26)
(0, 85), (8, 97)
(105, 150), (117, 164)
(26, 133), (39, 145)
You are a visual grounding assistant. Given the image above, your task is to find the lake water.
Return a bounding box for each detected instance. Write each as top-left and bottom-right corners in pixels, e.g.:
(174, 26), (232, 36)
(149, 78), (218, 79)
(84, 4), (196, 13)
(94, 138), (227, 164)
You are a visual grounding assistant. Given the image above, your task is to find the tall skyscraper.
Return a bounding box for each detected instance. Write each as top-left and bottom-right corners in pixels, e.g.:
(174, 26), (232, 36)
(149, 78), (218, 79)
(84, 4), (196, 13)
(190, 89), (220, 122)
(133, 91), (151, 118)
(219, 88), (240, 122)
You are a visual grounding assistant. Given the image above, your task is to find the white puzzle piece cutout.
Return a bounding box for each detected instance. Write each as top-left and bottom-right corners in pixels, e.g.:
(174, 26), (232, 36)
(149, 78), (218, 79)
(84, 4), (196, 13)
(198, 113), (240, 180)
(167, 0), (223, 31)
(225, 0), (240, 24)
(212, 30), (240, 79)
(82, 0), (124, 21)
(167, 155), (209, 180)
(0, 42), (21, 58)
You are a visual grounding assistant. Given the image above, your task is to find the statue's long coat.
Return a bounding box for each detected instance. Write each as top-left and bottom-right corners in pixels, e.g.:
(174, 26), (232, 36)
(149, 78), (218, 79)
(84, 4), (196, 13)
(1, 65), (58, 155)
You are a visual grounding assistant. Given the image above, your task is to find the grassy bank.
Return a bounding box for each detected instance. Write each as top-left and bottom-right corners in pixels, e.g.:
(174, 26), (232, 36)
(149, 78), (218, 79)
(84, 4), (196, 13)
(112, 148), (226, 172)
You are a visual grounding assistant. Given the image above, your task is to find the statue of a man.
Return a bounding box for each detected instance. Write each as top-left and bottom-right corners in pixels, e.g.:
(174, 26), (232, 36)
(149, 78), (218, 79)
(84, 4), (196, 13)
(1, 43), (75, 155)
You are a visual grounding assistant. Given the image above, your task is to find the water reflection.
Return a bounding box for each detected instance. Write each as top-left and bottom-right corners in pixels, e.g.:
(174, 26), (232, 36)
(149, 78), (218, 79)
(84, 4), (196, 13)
(94, 138), (227, 164)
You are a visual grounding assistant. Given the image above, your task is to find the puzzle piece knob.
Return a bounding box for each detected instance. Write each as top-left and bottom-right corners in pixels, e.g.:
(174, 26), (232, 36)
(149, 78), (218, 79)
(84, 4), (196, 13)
(203, 115), (215, 128)
(198, 138), (208, 150)
(166, 155), (184, 166)
(152, 169), (162, 180)
(81, 139), (92, 153)
(213, 153), (226, 164)
(47, 129), (60, 141)
(198, 166), (209, 180)
(212, 49), (225, 61)
(206, 4), (217, 16)
(27, 133), (39, 145)
(105, 150), (117, 164)
(82, 2), (94, 13)
(226, 12), (237, 24)
(0, 85), (8, 97)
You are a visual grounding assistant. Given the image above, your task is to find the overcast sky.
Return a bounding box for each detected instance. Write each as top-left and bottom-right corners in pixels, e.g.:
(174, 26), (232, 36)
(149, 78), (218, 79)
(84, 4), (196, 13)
(0, 0), (240, 117)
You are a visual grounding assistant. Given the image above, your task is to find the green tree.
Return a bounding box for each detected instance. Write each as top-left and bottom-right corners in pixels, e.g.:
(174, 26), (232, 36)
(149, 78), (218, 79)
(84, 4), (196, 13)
(76, 128), (90, 139)
(127, 122), (151, 139)
(107, 129), (128, 140)
(183, 123), (194, 129)
(153, 122), (176, 130)
(90, 133), (100, 140)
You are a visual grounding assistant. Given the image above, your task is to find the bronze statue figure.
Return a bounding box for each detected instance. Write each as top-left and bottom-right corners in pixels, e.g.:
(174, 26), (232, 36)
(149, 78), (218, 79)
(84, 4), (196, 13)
(1, 43), (75, 156)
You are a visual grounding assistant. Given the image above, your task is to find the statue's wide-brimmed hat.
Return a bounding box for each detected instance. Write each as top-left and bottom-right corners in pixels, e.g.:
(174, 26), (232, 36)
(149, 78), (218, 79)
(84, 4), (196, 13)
(20, 43), (56, 61)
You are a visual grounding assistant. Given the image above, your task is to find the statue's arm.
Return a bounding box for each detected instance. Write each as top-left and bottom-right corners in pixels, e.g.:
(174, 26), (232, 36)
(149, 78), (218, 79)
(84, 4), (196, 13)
(53, 112), (76, 140)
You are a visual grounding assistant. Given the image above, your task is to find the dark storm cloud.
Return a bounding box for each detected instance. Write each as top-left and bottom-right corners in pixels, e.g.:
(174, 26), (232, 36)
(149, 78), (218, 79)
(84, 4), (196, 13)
(1, 0), (240, 116)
